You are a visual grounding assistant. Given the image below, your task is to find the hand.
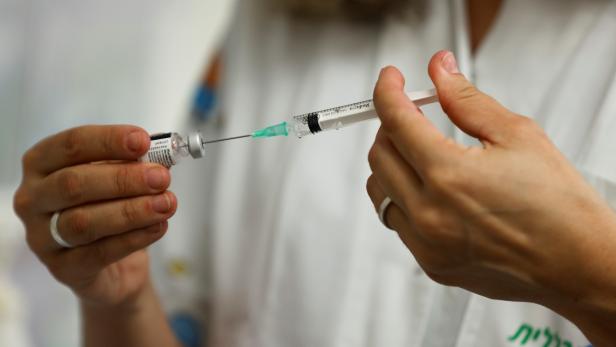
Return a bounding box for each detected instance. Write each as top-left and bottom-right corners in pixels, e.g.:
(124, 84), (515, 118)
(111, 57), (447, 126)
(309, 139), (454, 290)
(366, 52), (616, 328)
(13, 125), (177, 308)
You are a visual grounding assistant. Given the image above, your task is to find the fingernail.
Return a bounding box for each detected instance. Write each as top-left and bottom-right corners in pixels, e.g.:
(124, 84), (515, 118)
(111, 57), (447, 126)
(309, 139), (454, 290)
(441, 52), (460, 74)
(146, 167), (167, 190)
(152, 194), (170, 213)
(126, 131), (146, 152)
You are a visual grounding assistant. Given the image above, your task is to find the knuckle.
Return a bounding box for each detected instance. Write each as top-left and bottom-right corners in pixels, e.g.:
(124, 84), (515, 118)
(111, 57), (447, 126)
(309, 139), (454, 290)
(413, 206), (442, 231)
(441, 85), (478, 113)
(427, 159), (470, 194)
(365, 175), (375, 191)
(508, 115), (546, 140)
(456, 85), (480, 102)
(58, 170), (83, 203)
(365, 175), (377, 200)
(113, 165), (132, 195)
(120, 200), (141, 224)
(101, 127), (116, 155)
(13, 187), (32, 217)
(424, 166), (457, 192)
(505, 116), (541, 144)
(21, 149), (38, 171)
(423, 166), (440, 185)
(63, 128), (84, 160)
(367, 145), (379, 168)
(510, 115), (534, 131)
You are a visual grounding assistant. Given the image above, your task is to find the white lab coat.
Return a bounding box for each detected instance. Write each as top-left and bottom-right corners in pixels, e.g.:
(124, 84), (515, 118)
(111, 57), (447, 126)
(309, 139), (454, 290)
(158, 0), (615, 346)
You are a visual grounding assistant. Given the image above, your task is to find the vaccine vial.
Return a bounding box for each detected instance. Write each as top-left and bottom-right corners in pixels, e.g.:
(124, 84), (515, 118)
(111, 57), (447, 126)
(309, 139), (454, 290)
(140, 132), (206, 168)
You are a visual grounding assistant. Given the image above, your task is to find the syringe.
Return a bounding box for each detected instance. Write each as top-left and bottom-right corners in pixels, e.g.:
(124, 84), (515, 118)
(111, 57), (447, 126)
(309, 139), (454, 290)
(251, 88), (438, 139)
(140, 89), (438, 167)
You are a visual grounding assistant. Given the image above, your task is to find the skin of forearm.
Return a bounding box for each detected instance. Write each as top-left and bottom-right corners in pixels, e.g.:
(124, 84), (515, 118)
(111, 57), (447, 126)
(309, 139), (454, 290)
(81, 281), (181, 347)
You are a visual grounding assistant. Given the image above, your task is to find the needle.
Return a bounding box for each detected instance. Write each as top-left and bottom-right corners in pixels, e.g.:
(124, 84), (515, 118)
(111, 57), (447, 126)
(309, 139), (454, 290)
(202, 134), (252, 145)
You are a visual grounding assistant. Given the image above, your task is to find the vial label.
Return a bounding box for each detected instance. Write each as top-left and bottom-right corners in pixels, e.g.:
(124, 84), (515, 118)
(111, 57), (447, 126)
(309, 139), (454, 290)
(140, 133), (177, 168)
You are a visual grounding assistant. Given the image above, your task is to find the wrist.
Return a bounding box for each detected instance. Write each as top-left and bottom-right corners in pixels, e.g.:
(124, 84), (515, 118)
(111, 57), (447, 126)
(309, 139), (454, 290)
(539, 214), (616, 346)
(549, 303), (616, 347)
(80, 279), (156, 316)
(81, 280), (180, 347)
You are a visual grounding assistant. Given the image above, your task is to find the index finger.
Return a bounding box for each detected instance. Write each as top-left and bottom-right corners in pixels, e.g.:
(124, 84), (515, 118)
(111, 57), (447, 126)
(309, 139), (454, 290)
(24, 125), (150, 175)
(373, 66), (452, 170)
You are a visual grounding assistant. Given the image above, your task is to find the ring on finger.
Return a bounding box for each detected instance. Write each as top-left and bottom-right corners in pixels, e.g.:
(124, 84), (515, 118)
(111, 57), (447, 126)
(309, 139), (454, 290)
(378, 196), (394, 230)
(50, 211), (73, 248)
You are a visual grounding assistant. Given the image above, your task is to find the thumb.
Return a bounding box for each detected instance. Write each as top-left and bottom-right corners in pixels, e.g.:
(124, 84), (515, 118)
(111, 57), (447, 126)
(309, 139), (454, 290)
(428, 50), (514, 144)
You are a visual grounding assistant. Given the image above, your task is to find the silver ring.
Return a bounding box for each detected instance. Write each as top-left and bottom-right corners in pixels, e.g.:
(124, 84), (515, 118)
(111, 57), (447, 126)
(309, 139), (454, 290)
(378, 196), (393, 230)
(50, 211), (73, 248)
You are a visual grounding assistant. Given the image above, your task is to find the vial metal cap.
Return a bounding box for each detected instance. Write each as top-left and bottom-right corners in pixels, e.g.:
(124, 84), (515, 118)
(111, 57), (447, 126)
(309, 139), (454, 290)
(187, 132), (205, 158)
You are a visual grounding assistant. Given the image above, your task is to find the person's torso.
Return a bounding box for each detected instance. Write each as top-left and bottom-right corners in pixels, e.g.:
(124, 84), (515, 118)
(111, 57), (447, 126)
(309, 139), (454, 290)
(191, 0), (616, 345)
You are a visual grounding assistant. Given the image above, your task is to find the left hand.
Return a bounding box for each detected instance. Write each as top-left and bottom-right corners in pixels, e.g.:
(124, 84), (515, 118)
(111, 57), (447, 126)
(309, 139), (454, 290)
(366, 51), (616, 317)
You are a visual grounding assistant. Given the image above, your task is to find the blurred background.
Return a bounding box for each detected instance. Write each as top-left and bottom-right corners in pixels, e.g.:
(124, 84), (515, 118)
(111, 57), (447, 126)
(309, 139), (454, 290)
(0, 0), (235, 345)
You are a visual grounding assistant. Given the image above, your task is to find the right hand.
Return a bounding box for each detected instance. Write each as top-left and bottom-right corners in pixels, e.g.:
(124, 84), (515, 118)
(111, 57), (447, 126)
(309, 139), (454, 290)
(13, 125), (177, 308)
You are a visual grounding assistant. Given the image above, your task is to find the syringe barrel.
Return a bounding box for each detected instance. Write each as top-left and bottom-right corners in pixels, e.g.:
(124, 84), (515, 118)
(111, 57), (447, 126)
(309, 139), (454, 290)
(318, 99), (376, 132)
(290, 89), (438, 138)
(290, 99), (374, 138)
